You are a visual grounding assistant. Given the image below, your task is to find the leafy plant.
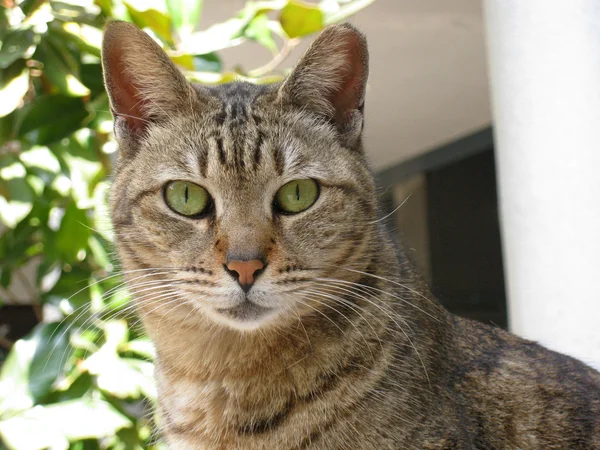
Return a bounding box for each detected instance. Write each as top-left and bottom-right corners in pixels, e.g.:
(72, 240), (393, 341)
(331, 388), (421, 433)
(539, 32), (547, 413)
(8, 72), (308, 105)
(0, 0), (374, 448)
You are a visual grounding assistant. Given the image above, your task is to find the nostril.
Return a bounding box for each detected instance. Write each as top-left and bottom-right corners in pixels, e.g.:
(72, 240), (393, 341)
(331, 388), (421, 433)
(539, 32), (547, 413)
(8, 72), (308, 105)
(254, 264), (267, 280)
(223, 264), (240, 281)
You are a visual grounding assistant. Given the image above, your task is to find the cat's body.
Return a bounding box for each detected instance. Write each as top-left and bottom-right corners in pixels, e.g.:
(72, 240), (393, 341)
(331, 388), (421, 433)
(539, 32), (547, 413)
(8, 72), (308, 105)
(102, 21), (600, 449)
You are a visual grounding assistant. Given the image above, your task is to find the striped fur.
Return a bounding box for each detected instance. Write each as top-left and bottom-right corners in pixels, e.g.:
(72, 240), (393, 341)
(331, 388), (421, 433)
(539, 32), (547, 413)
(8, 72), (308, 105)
(103, 21), (600, 449)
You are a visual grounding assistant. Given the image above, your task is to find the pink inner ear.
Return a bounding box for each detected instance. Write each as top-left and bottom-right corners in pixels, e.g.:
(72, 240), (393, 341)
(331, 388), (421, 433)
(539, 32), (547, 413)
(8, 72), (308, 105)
(329, 34), (365, 123)
(106, 46), (148, 134)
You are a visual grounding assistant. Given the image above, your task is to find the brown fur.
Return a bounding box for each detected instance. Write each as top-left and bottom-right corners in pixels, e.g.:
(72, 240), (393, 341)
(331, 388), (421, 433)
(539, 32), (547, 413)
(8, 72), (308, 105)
(102, 21), (600, 449)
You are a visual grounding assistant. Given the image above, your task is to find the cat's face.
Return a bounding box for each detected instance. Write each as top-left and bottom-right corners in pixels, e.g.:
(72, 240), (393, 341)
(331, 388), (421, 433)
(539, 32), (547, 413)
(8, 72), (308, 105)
(103, 22), (375, 330)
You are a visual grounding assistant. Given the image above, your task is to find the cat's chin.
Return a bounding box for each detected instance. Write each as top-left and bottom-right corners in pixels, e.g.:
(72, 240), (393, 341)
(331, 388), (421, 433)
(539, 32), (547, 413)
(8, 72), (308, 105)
(207, 300), (282, 331)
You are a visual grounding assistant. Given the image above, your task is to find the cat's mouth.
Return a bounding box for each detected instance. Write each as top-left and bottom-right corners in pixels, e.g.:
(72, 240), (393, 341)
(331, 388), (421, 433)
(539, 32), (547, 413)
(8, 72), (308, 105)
(213, 299), (278, 329)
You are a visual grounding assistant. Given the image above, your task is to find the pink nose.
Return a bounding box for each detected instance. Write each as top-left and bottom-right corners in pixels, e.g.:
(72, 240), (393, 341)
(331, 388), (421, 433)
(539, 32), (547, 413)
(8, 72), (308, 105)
(226, 259), (265, 292)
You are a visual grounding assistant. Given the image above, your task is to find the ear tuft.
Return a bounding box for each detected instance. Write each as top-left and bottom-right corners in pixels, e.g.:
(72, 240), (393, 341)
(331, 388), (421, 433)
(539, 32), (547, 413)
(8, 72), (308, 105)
(102, 21), (193, 136)
(279, 23), (369, 137)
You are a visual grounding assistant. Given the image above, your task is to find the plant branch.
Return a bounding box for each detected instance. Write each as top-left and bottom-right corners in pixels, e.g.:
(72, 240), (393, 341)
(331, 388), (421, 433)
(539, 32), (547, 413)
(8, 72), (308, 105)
(247, 38), (300, 78)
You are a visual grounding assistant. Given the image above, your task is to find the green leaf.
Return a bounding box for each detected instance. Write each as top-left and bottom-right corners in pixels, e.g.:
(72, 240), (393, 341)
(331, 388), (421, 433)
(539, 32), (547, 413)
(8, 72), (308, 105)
(124, 2), (174, 46)
(180, 17), (248, 55)
(122, 338), (156, 361)
(0, 29), (40, 69)
(0, 111), (17, 142)
(35, 37), (90, 97)
(165, 0), (202, 37)
(245, 13), (277, 52)
(0, 269), (12, 288)
(55, 202), (91, 261)
(28, 322), (72, 402)
(53, 132), (105, 208)
(0, 415), (69, 450)
(51, 371), (93, 402)
(80, 62), (104, 94)
(83, 321), (156, 399)
(0, 159), (35, 228)
(19, 146), (61, 183)
(279, 0), (323, 38)
(0, 332), (38, 417)
(43, 266), (93, 313)
(51, 0), (103, 27)
(170, 52), (222, 72)
(17, 94), (89, 145)
(88, 235), (111, 270)
(0, 62), (30, 118)
(53, 23), (102, 58)
(0, 398), (131, 448)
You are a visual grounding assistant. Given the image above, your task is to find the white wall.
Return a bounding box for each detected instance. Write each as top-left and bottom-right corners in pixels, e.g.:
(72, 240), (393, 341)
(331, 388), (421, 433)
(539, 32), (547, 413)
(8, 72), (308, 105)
(484, 0), (600, 370)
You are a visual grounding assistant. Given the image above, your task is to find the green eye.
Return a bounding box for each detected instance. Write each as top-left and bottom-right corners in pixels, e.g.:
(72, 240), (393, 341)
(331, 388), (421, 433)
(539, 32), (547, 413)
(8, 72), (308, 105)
(164, 181), (210, 217)
(274, 179), (319, 214)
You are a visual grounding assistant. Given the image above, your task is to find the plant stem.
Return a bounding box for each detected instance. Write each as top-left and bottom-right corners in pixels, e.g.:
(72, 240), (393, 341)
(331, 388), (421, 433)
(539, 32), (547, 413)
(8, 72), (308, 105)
(247, 38), (300, 78)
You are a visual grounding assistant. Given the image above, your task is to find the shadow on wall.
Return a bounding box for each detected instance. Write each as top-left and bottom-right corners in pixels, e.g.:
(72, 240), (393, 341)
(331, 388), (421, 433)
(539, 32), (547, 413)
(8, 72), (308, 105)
(389, 147), (507, 328)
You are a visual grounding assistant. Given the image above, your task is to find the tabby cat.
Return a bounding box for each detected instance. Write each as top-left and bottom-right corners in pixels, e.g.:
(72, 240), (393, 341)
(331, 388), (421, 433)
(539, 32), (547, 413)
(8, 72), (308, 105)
(102, 21), (600, 449)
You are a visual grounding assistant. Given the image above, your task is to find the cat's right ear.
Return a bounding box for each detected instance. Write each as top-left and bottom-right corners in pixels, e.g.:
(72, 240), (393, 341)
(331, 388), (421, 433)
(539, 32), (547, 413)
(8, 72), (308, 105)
(102, 21), (195, 141)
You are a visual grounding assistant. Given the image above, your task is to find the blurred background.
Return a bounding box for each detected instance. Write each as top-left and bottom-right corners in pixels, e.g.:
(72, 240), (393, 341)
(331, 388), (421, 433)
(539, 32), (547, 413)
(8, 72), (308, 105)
(1, 0), (599, 448)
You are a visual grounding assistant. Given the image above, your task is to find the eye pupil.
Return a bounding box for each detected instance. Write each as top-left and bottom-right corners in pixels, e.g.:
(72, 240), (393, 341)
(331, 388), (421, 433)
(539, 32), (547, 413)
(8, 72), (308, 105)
(295, 183), (300, 201)
(185, 185), (189, 203)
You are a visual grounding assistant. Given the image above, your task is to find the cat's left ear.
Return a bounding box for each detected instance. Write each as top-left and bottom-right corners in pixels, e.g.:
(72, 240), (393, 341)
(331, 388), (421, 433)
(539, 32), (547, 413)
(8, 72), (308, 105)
(278, 23), (368, 146)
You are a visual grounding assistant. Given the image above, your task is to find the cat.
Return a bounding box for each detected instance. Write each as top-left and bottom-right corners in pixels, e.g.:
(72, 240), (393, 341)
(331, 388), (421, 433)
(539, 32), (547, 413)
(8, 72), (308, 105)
(102, 20), (600, 449)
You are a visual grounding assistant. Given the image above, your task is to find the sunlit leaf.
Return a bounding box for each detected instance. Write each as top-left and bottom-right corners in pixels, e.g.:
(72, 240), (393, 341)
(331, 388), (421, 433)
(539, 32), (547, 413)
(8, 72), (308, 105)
(0, 29), (40, 69)
(0, 62), (30, 118)
(88, 235), (111, 269)
(0, 159), (34, 228)
(19, 0), (46, 17)
(0, 398), (131, 448)
(18, 94), (89, 145)
(83, 321), (155, 399)
(124, 1), (174, 46)
(93, 0), (113, 15)
(35, 37), (90, 97)
(51, 0), (102, 27)
(245, 13), (277, 52)
(279, 0), (323, 38)
(180, 18), (247, 55)
(57, 22), (102, 58)
(54, 131), (106, 208)
(166, 0), (203, 38)
(19, 146), (61, 183)
(0, 336), (36, 417)
(122, 338), (156, 361)
(0, 415), (69, 450)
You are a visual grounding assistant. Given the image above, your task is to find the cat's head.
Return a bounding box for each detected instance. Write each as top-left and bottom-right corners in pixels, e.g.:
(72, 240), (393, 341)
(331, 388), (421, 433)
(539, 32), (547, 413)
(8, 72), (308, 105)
(102, 21), (379, 331)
